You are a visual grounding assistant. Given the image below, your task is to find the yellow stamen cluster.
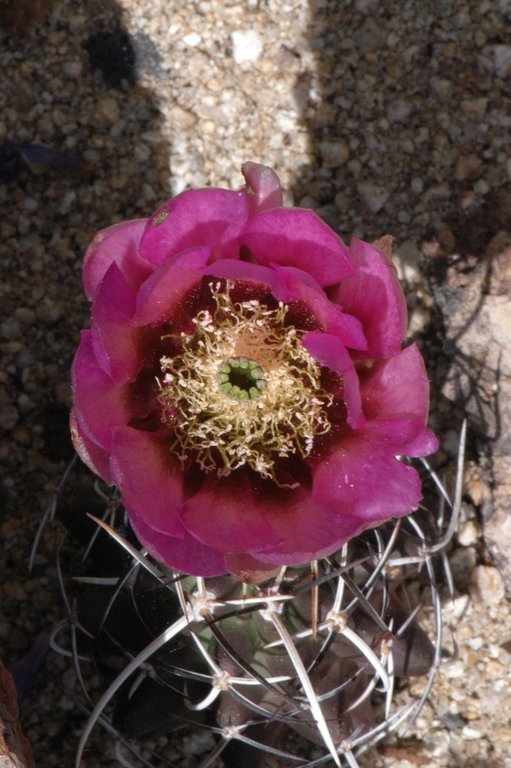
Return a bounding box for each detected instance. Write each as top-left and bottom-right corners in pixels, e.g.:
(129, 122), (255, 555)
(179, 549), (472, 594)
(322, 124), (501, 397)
(157, 283), (331, 482)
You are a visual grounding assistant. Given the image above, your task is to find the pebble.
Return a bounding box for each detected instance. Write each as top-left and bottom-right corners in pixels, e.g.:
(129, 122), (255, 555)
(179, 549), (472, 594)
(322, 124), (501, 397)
(357, 182), (389, 213)
(462, 725), (484, 741)
(0, 404), (18, 430)
(319, 139), (350, 168)
(231, 30), (263, 63)
(62, 61), (82, 78)
(457, 520), (479, 547)
(470, 566), (505, 605)
(182, 32), (201, 47)
(14, 307), (36, 325)
(96, 96), (120, 126)
(493, 44), (511, 77)
(386, 99), (412, 123)
(1, 318), (21, 340)
(449, 546), (477, 587)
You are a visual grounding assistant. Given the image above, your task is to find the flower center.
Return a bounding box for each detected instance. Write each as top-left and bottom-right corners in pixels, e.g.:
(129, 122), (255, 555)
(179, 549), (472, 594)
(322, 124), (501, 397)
(157, 282), (332, 483)
(217, 357), (266, 401)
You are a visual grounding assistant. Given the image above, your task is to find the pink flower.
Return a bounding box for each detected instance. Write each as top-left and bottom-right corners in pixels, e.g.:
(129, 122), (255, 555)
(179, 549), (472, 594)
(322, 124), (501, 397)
(71, 163), (437, 577)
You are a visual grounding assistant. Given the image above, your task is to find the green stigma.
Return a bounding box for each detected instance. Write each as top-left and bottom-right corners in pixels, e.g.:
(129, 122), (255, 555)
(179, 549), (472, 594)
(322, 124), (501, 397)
(217, 357), (267, 401)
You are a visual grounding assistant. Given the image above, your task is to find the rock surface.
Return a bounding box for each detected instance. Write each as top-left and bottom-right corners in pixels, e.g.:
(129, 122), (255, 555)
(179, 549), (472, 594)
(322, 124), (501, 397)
(432, 222), (511, 594)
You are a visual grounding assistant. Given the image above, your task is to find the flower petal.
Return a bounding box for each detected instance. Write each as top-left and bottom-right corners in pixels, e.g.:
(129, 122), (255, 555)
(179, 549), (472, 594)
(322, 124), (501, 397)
(139, 189), (250, 267)
(181, 473), (282, 554)
(361, 344), (432, 423)
(111, 426), (185, 539)
(132, 246), (211, 326)
(360, 344), (439, 455)
(272, 266), (367, 350)
(237, 209), (354, 286)
(360, 419), (438, 458)
(334, 238), (407, 358)
(249, 502), (362, 566)
(129, 506), (227, 577)
(312, 434), (423, 525)
(70, 408), (114, 484)
(302, 331), (365, 429)
(241, 162), (284, 213)
(72, 331), (131, 451)
(83, 219), (151, 300)
(203, 258), (293, 300)
(90, 263), (140, 384)
(225, 553), (280, 583)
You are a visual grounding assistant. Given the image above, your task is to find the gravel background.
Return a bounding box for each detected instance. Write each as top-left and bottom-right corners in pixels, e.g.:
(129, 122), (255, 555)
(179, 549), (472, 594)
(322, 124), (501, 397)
(1, 0), (511, 766)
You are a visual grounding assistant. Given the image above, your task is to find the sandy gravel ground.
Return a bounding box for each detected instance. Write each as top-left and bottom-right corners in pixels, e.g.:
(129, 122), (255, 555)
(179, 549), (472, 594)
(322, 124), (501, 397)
(1, 0), (511, 766)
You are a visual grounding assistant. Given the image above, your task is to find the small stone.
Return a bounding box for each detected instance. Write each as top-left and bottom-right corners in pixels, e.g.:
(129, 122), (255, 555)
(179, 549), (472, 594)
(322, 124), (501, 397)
(444, 659), (465, 679)
(461, 98), (488, 117)
(408, 306), (430, 336)
(62, 61), (82, 78)
(457, 520), (479, 547)
(430, 77), (453, 99)
(443, 712), (466, 730)
(493, 44), (511, 77)
(442, 594), (470, 623)
(14, 307), (36, 325)
(17, 394), (35, 413)
(470, 565), (505, 605)
(319, 140), (349, 168)
(455, 154), (484, 182)
(22, 197), (38, 212)
(449, 546), (477, 587)
(96, 96), (120, 126)
(411, 177), (423, 194)
(386, 99), (412, 123)
(395, 240), (421, 283)
(0, 404), (19, 430)
(231, 30), (263, 64)
(462, 725), (483, 741)
(182, 32), (201, 47)
(1, 318), (20, 340)
(167, 105), (197, 129)
(182, 729), (215, 755)
(357, 182), (389, 213)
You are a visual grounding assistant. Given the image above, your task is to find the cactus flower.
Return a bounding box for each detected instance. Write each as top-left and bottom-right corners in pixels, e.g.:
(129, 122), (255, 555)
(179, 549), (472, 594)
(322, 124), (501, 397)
(71, 163), (437, 577)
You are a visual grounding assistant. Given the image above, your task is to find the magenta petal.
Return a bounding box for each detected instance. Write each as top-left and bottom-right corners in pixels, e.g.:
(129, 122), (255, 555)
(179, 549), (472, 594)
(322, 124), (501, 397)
(111, 427), (185, 539)
(129, 506), (227, 577)
(139, 189), (250, 267)
(238, 209), (354, 286)
(83, 219), (151, 300)
(91, 263), (140, 384)
(133, 246), (211, 326)
(225, 553), (280, 582)
(204, 259), (293, 300)
(313, 435), (423, 523)
(362, 345), (432, 423)
(70, 409), (114, 484)
(334, 238), (407, 358)
(181, 475), (282, 554)
(360, 419), (438, 457)
(272, 267), (367, 351)
(248, 500), (361, 566)
(303, 331), (365, 429)
(241, 162), (284, 213)
(72, 331), (131, 450)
